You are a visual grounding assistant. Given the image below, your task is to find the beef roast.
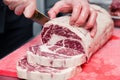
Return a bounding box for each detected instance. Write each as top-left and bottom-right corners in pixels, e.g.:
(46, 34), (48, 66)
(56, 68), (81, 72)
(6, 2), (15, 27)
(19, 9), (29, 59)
(17, 4), (114, 80)
(28, 6), (114, 67)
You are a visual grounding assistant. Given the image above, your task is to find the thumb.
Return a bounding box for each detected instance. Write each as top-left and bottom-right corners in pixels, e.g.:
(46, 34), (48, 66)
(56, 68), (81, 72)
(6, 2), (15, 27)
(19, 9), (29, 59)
(23, 3), (36, 18)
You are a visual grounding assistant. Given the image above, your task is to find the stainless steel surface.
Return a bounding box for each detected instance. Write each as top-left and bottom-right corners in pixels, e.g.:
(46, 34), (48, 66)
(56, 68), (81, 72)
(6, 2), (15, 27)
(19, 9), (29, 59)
(31, 10), (50, 26)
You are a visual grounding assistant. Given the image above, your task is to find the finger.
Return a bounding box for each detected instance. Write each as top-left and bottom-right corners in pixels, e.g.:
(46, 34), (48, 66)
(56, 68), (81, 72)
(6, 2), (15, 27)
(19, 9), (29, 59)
(48, 8), (59, 19)
(90, 21), (97, 37)
(48, 5), (71, 19)
(3, 0), (12, 5)
(8, 0), (22, 10)
(8, 5), (15, 10)
(48, 0), (72, 19)
(70, 4), (81, 25)
(48, 1), (64, 19)
(59, 5), (72, 13)
(75, 6), (90, 26)
(85, 8), (97, 29)
(15, 4), (25, 15)
(23, 2), (36, 18)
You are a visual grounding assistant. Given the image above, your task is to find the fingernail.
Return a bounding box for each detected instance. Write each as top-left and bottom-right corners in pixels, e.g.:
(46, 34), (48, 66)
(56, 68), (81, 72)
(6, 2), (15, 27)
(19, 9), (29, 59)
(75, 23), (80, 27)
(90, 32), (95, 38)
(70, 21), (75, 25)
(85, 26), (89, 29)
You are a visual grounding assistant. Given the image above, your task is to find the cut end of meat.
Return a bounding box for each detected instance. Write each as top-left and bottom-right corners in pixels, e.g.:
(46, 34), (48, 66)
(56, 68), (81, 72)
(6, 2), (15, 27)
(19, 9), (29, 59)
(27, 44), (86, 67)
(17, 57), (82, 80)
(29, 44), (84, 56)
(41, 24), (85, 53)
(41, 25), (82, 43)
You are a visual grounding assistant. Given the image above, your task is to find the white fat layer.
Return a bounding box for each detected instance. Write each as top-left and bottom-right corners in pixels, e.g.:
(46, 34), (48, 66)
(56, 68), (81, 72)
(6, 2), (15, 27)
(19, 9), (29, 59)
(39, 44), (53, 53)
(48, 34), (65, 44)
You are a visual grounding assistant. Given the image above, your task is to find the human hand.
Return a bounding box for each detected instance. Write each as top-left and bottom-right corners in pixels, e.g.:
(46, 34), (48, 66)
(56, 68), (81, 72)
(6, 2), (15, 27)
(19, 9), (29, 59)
(48, 0), (97, 37)
(3, 0), (37, 18)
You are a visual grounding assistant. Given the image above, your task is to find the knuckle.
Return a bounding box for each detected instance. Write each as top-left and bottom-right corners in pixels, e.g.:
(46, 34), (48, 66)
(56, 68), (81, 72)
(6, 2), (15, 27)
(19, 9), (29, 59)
(70, 17), (77, 22)
(84, 7), (90, 12)
(9, 6), (14, 10)
(79, 20), (85, 24)
(48, 10), (52, 15)
(3, 0), (10, 5)
(74, 5), (81, 9)
(82, 2), (89, 7)
(76, 19), (85, 25)
(88, 24), (94, 28)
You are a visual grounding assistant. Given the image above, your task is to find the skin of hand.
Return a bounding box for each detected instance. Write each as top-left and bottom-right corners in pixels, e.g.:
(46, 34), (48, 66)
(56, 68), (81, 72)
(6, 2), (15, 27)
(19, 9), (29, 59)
(48, 0), (97, 37)
(3, 0), (37, 18)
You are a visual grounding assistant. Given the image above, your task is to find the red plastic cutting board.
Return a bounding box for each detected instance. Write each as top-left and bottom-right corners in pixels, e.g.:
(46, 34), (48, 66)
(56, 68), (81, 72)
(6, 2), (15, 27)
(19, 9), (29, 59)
(0, 28), (120, 80)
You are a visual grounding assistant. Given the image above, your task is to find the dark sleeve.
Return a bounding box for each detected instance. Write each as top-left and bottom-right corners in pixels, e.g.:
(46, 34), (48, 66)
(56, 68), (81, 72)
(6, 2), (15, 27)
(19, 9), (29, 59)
(0, 0), (3, 6)
(0, 0), (6, 33)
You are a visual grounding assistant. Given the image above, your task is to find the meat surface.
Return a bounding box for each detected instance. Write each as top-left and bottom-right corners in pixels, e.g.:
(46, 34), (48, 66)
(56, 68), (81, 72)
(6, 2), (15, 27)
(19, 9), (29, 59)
(17, 57), (81, 80)
(17, 4), (114, 80)
(27, 44), (86, 67)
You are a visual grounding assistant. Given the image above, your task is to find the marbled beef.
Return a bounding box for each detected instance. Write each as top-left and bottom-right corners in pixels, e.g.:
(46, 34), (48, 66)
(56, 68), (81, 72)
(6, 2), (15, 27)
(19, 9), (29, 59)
(27, 44), (86, 67)
(17, 57), (81, 80)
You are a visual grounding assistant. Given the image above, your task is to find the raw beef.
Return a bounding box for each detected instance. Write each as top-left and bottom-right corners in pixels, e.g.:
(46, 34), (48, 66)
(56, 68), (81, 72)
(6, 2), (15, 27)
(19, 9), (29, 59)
(17, 57), (81, 80)
(27, 44), (86, 67)
(17, 4), (114, 80)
